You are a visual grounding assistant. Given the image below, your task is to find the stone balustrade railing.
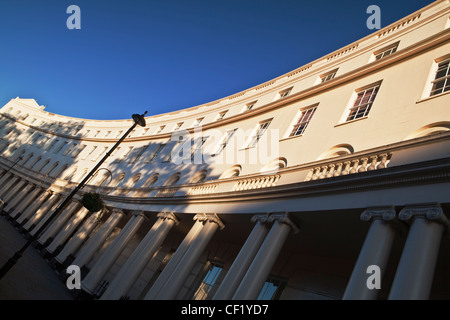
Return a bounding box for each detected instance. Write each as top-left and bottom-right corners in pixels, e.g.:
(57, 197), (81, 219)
(304, 153), (391, 182)
(232, 175), (281, 191)
(186, 184), (218, 195)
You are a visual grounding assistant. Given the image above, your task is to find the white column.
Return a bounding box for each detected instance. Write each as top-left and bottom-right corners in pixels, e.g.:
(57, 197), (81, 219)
(233, 213), (299, 300)
(46, 206), (90, 254)
(4, 182), (32, 214)
(37, 199), (81, 245)
(343, 207), (398, 300)
(72, 208), (124, 270)
(25, 193), (61, 233)
(2, 179), (27, 204)
(55, 210), (104, 265)
(213, 214), (269, 300)
(15, 188), (49, 224)
(81, 211), (146, 295)
(157, 213), (225, 300)
(0, 172), (13, 190)
(0, 174), (17, 197)
(144, 219), (204, 300)
(388, 205), (448, 300)
(10, 186), (42, 219)
(101, 212), (179, 300)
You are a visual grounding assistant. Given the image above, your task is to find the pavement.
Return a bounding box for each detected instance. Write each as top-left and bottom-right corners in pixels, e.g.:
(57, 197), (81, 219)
(0, 214), (74, 300)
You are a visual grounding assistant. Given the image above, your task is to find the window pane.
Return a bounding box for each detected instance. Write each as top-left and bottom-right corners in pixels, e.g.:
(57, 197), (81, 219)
(192, 264), (223, 300)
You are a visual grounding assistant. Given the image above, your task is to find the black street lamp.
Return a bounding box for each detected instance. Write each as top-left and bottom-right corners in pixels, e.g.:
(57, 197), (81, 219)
(0, 111), (147, 279)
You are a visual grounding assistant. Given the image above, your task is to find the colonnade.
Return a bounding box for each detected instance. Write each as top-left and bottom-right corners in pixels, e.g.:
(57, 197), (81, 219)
(0, 171), (448, 300)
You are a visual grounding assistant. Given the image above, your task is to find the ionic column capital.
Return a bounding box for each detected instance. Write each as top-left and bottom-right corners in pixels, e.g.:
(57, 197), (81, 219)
(132, 210), (147, 220)
(194, 213), (225, 230)
(268, 213), (299, 234)
(251, 214), (270, 223)
(399, 204), (448, 228)
(361, 207), (397, 222)
(111, 208), (125, 215)
(157, 211), (180, 225)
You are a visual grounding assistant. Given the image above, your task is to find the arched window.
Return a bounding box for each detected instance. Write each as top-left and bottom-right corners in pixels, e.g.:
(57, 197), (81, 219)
(64, 167), (78, 181)
(125, 174), (141, 188)
(45, 162), (60, 176)
(317, 144), (354, 160)
(142, 173), (159, 188)
(189, 170), (207, 184)
(110, 173), (126, 188)
(261, 157), (287, 174)
(219, 165), (242, 179)
(53, 164), (68, 178)
(118, 173), (141, 196)
(22, 153), (34, 166)
(405, 122), (450, 140)
(98, 172), (112, 186)
(76, 169), (88, 182)
(164, 172), (181, 186)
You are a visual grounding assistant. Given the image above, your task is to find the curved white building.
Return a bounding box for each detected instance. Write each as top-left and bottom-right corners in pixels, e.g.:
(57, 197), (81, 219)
(1, 0), (450, 300)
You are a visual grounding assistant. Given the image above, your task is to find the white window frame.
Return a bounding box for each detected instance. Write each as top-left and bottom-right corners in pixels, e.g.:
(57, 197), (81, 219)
(341, 81), (382, 123)
(429, 57), (450, 97)
(371, 42), (399, 62)
(245, 119), (272, 149)
(216, 110), (228, 121)
(285, 104), (318, 138)
(275, 87), (293, 101)
(320, 69), (338, 83)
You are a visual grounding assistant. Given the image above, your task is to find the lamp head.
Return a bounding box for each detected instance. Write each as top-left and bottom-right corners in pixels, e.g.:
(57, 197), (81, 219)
(132, 111), (148, 127)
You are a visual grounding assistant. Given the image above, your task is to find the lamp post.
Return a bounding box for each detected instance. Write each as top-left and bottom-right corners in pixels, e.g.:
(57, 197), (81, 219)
(0, 111), (147, 280)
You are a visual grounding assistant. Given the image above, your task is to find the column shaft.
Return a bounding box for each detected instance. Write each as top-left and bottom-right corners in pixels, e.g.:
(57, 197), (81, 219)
(0, 175), (18, 198)
(2, 180), (26, 205)
(214, 218), (269, 300)
(389, 205), (447, 300)
(101, 213), (178, 300)
(4, 182), (32, 213)
(72, 209), (124, 269)
(46, 207), (90, 254)
(37, 200), (80, 244)
(157, 220), (219, 300)
(55, 211), (102, 264)
(10, 186), (41, 219)
(233, 220), (291, 300)
(15, 188), (49, 224)
(26, 194), (61, 233)
(81, 212), (146, 295)
(0, 172), (13, 190)
(143, 219), (203, 300)
(343, 208), (397, 300)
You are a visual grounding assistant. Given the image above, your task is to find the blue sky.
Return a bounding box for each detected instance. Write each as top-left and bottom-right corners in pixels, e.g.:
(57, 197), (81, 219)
(0, 0), (435, 120)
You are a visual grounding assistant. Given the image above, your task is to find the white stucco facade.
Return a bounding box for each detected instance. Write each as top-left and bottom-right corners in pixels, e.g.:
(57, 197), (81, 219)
(0, 0), (450, 300)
